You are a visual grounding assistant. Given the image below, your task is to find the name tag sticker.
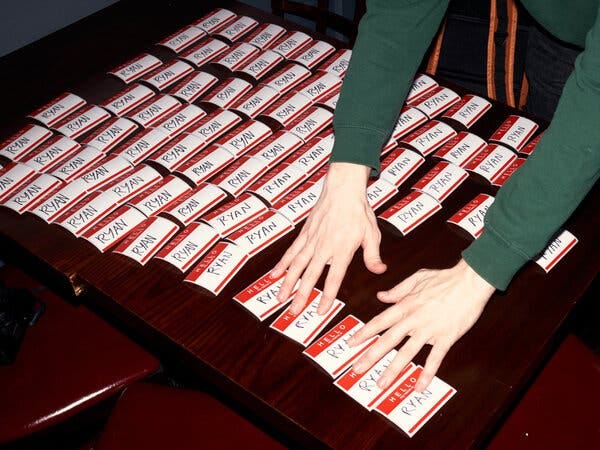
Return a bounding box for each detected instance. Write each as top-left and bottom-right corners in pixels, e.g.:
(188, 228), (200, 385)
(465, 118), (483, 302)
(380, 148), (424, 187)
(126, 95), (182, 129)
(201, 192), (268, 238)
(113, 128), (171, 165)
(367, 178), (398, 211)
(447, 193), (495, 238)
(226, 210), (294, 256)
(0, 124), (53, 161)
(21, 135), (81, 173)
(303, 315), (378, 378)
(179, 38), (230, 68)
(129, 175), (192, 217)
(400, 121), (457, 156)
(155, 221), (220, 272)
(0, 164), (38, 203)
(109, 53), (163, 84)
(213, 16), (258, 43)
(296, 72), (343, 105)
(169, 72), (219, 104)
(50, 147), (105, 183)
(162, 182), (227, 225)
(248, 130), (304, 167)
(379, 191), (442, 235)
(489, 115), (539, 152)
(193, 8), (237, 34)
(289, 40), (335, 70)
(442, 94), (491, 129)
(285, 133), (334, 176)
(270, 290), (345, 347)
(236, 50), (284, 81)
(157, 104), (207, 138)
(408, 86), (461, 119)
(412, 161), (468, 203)
(55, 190), (120, 236)
(216, 120), (273, 157)
(270, 31), (313, 59)
(246, 23), (286, 50)
(28, 93), (86, 127)
(82, 118), (138, 153)
(318, 49), (352, 78)
(433, 132), (487, 167)
(114, 216), (180, 264)
(491, 157), (527, 187)
(142, 60), (195, 91)
(233, 271), (299, 321)
(188, 109), (243, 145)
(3, 173), (63, 213)
(273, 177), (324, 224)
(82, 205), (147, 252)
(54, 105), (111, 139)
(465, 144), (517, 182)
(263, 63), (312, 94)
(184, 241), (249, 295)
(201, 77), (253, 109)
(157, 26), (206, 53)
(391, 107), (429, 141)
(520, 133), (541, 156)
(535, 230), (578, 273)
(261, 92), (313, 127)
(248, 162), (307, 205)
(28, 178), (88, 222)
(148, 132), (205, 172)
(101, 84), (156, 117)
(406, 74), (439, 104)
(231, 85), (281, 119)
(78, 154), (133, 192)
(288, 107), (333, 142)
(213, 42), (261, 72)
(213, 156), (269, 197)
(176, 144), (235, 185)
(316, 88), (341, 111)
(103, 164), (163, 205)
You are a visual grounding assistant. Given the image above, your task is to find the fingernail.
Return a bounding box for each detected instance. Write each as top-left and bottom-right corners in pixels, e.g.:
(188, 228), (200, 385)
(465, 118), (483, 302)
(378, 376), (390, 390)
(353, 361), (365, 373)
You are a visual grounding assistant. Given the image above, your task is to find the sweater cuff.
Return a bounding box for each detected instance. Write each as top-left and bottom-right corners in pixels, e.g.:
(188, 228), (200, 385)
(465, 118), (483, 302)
(329, 126), (387, 175)
(461, 227), (530, 291)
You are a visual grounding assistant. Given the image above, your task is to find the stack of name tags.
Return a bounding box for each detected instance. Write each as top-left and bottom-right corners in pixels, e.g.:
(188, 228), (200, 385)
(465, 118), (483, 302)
(0, 7), (578, 436)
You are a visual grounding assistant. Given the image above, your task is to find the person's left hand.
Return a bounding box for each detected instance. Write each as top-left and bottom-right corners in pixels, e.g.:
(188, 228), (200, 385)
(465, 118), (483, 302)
(347, 259), (495, 392)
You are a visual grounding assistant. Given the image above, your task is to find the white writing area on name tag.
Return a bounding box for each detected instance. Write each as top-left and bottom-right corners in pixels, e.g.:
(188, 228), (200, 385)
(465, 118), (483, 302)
(489, 115), (539, 152)
(263, 63), (312, 94)
(169, 72), (218, 104)
(50, 147), (105, 183)
(400, 121), (457, 156)
(21, 135), (81, 173)
(82, 118), (138, 153)
(187, 109), (242, 145)
(0, 125), (53, 161)
(155, 221), (220, 272)
(433, 132), (487, 167)
(442, 94), (491, 129)
(260, 92), (313, 127)
(148, 132), (205, 172)
(179, 38), (230, 68)
(3, 173), (63, 213)
(447, 193), (495, 238)
(213, 42), (260, 72)
(201, 192), (269, 237)
(226, 210), (294, 256)
(82, 205), (147, 252)
(285, 133), (334, 176)
(201, 77), (253, 109)
(318, 49), (352, 78)
(157, 26), (206, 53)
(108, 54), (163, 83)
(213, 156), (269, 197)
(114, 216), (180, 264)
(380, 148), (424, 188)
(28, 93), (86, 127)
(0, 163), (38, 203)
(406, 74), (439, 104)
(129, 175), (192, 217)
(270, 290), (345, 347)
(289, 40), (335, 70)
(101, 84), (156, 117)
(248, 131), (304, 167)
(379, 191), (442, 236)
(535, 230), (578, 273)
(303, 315), (378, 378)
(142, 60), (195, 92)
(216, 120), (273, 158)
(162, 183), (226, 225)
(465, 144), (517, 182)
(126, 95), (182, 128)
(156, 104), (207, 137)
(367, 178), (398, 211)
(236, 50), (284, 81)
(193, 8), (237, 34)
(113, 128), (171, 165)
(55, 190), (120, 236)
(296, 72), (343, 104)
(288, 107), (333, 142)
(246, 23), (286, 50)
(213, 16), (258, 42)
(184, 241), (249, 295)
(391, 107), (428, 141)
(103, 164), (163, 205)
(273, 176), (324, 224)
(491, 157), (526, 187)
(411, 86), (461, 119)
(78, 155), (133, 192)
(175, 144), (234, 185)
(412, 161), (468, 203)
(28, 179), (88, 222)
(269, 31), (312, 58)
(233, 271), (299, 321)
(231, 85), (281, 119)
(248, 162), (307, 205)
(53, 105), (111, 139)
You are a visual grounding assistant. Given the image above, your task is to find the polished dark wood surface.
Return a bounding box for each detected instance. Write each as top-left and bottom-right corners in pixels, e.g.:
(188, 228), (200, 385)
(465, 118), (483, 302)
(0, 1), (598, 448)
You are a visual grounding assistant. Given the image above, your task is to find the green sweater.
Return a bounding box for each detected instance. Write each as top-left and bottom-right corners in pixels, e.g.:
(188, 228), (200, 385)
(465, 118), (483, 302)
(330, 0), (600, 290)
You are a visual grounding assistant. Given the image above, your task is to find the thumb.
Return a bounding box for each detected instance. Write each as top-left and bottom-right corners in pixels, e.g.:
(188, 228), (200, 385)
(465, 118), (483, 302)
(362, 225), (387, 274)
(377, 270), (427, 303)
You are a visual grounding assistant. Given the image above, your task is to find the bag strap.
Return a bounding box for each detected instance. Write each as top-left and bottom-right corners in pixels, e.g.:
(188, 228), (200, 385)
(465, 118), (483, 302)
(426, 18), (447, 76)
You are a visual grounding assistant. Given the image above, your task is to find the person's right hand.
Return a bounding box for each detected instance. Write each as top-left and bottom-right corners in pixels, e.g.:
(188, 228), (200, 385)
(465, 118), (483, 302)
(271, 162), (387, 315)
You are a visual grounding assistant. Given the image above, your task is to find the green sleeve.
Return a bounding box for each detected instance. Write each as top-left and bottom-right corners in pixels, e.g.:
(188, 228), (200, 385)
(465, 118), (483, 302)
(463, 4), (600, 290)
(329, 0), (450, 174)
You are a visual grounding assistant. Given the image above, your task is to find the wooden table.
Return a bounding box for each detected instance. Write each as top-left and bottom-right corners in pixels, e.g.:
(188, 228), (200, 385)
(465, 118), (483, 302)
(1, 1), (598, 448)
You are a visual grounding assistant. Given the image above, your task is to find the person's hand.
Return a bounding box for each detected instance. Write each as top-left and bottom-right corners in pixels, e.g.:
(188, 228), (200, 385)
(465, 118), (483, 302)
(271, 162), (387, 315)
(347, 259), (495, 392)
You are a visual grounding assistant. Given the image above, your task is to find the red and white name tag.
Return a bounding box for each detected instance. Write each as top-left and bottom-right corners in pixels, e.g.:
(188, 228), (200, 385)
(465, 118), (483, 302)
(263, 63), (312, 94)
(0, 125), (53, 161)
(50, 147), (105, 182)
(216, 120), (273, 157)
(202, 192), (269, 237)
(113, 128), (171, 165)
(261, 92), (313, 127)
(28, 178), (88, 222)
(226, 210), (294, 256)
(375, 365), (456, 437)
(109, 54), (163, 83)
(3, 173), (63, 213)
(491, 157), (526, 187)
(214, 16), (258, 42)
(156, 104), (207, 137)
(101, 84), (155, 117)
(213, 156), (269, 197)
(248, 162), (307, 205)
(273, 176), (324, 224)
(400, 121), (457, 156)
(297, 72), (343, 105)
(289, 40), (335, 70)
(193, 8), (237, 34)
(379, 191), (442, 235)
(248, 130), (304, 167)
(201, 77), (253, 109)
(29, 93), (86, 127)
(246, 23), (286, 50)
(489, 115), (539, 152)
(270, 289), (345, 347)
(304, 315), (378, 378)
(54, 105), (111, 139)
(155, 221), (220, 272)
(317, 88), (341, 110)
(406, 74), (439, 104)
(157, 26), (206, 53)
(269, 31), (312, 59)
(142, 60), (195, 91)
(535, 230), (578, 273)
(55, 190), (119, 236)
(231, 85), (281, 119)
(288, 107), (333, 142)
(82, 205), (147, 252)
(126, 95), (182, 128)
(213, 42), (261, 71)
(391, 107), (428, 141)
(21, 135), (81, 173)
(148, 133), (205, 172)
(78, 155), (133, 192)
(114, 216), (180, 264)
(412, 161), (468, 203)
(286, 133), (334, 176)
(236, 50), (284, 80)
(0, 163), (38, 203)
(367, 178), (398, 211)
(188, 109), (242, 145)
(434, 132), (487, 167)
(162, 182), (226, 225)
(233, 271), (299, 321)
(82, 118), (138, 153)
(103, 164), (163, 205)
(380, 148), (424, 187)
(318, 49), (352, 78)
(129, 175), (192, 217)
(447, 193), (494, 238)
(465, 144), (517, 182)
(520, 133), (541, 156)
(169, 72), (218, 104)
(184, 241), (249, 295)
(176, 144), (235, 185)
(411, 87), (460, 119)
(442, 94), (491, 129)
(179, 38), (230, 68)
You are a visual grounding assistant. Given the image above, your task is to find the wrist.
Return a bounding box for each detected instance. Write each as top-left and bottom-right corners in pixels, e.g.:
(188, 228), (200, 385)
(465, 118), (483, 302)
(325, 162), (370, 192)
(456, 259), (496, 296)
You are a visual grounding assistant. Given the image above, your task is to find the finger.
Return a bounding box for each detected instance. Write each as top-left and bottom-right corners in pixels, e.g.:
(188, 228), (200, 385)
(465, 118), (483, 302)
(362, 225), (387, 274)
(278, 248), (313, 303)
(318, 254), (352, 315)
(376, 270), (427, 303)
(415, 340), (452, 392)
(347, 304), (408, 347)
(289, 257), (327, 314)
(351, 321), (412, 374)
(377, 334), (427, 390)
(271, 232), (308, 278)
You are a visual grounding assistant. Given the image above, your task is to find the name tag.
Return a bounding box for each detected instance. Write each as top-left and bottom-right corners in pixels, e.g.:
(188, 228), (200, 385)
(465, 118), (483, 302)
(520, 132), (541, 156)
(101, 84), (155, 117)
(157, 26), (206, 53)
(465, 144), (517, 182)
(289, 40), (335, 70)
(213, 42), (261, 71)
(400, 120), (457, 156)
(411, 86), (461, 119)
(288, 107), (333, 142)
(82, 205), (147, 252)
(273, 176), (324, 224)
(188, 109), (243, 145)
(233, 271), (299, 321)
(248, 130), (304, 167)
(213, 156), (269, 197)
(261, 91), (313, 127)
(179, 38), (230, 68)
(193, 8), (237, 34)
(213, 16), (259, 42)
(447, 193), (494, 238)
(391, 107), (429, 141)
(53, 105), (111, 139)
(489, 115), (539, 152)
(297, 72), (342, 105)
(270, 31), (313, 59)
(175, 144), (235, 185)
(148, 132), (205, 171)
(270, 289), (345, 347)
(129, 175), (192, 217)
(184, 241), (249, 295)
(406, 73), (439, 104)
(535, 230), (578, 273)
(231, 85), (281, 119)
(50, 147), (105, 182)
(103, 164), (163, 205)
(28, 92), (86, 127)
(412, 161), (468, 203)
(55, 190), (120, 236)
(365, 178), (396, 210)
(226, 210), (294, 255)
(114, 216), (180, 264)
(142, 60), (195, 91)
(127, 94), (182, 128)
(246, 23), (286, 50)
(433, 132), (487, 167)
(162, 182), (227, 225)
(442, 94), (491, 129)
(156, 104), (207, 137)
(0, 124), (53, 161)
(21, 135), (81, 173)
(201, 77), (253, 109)
(2, 173), (63, 213)
(77, 155), (133, 192)
(169, 72), (218, 104)
(28, 178), (88, 222)
(491, 157), (526, 187)
(286, 132), (334, 176)
(216, 120), (273, 157)
(113, 128), (171, 165)
(375, 365), (456, 438)
(82, 118), (138, 153)
(380, 148), (424, 187)
(304, 315), (378, 378)
(316, 88), (341, 111)
(236, 50), (284, 80)
(248, 162), (307, 205)
(155, 221), (220, 272)
(263, 63), (312, 94)
(108, 53), (162, 83)
(318, 49), (352, 78)
(379, 191), (442, 235)
(202, 192), (269, 236)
